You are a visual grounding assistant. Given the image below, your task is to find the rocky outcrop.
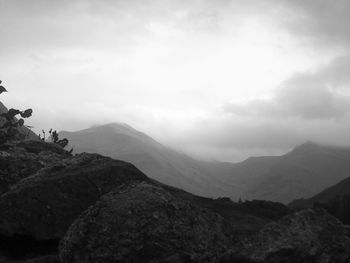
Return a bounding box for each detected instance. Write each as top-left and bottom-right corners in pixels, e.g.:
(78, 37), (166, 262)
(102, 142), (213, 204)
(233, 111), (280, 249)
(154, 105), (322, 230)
(1, 140), (350, 263)
(59, 182), (229, 263)
(0, 140), (70, 194)
(0, 151), (149, 240)
(220, 208), (350, 263)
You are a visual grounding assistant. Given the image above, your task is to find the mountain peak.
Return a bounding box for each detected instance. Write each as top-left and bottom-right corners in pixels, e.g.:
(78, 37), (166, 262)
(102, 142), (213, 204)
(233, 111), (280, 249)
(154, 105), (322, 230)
(290, 141), (325, 155)
(90, 122), (136, 132)
(291, 141), (350, 156)
(104, 122), (135, 130)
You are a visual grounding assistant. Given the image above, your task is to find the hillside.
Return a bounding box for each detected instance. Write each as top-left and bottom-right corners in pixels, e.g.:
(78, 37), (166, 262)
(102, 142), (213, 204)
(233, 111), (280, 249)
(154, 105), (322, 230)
(1, 139), (349, 263)
(290, 176), (350, 208)
(61, 124), (350, 204)
(246, 142), (350, 203)
(0, 140), (350, 263)
(0, 139), (290, 262)
(60, 123), (242, 199)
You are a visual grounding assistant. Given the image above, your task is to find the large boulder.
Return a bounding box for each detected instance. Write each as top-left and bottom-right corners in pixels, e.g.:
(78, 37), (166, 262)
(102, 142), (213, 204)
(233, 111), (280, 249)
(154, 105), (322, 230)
(59, 182), (229, 263)
(0, 152), (149, 240)
(220, 208), (350, 263)
(0, 140), (70, 194)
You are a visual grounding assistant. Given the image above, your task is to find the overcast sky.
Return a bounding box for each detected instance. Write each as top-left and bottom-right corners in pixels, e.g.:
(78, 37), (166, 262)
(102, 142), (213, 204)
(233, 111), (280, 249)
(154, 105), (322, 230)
(1, 0), (350, 161)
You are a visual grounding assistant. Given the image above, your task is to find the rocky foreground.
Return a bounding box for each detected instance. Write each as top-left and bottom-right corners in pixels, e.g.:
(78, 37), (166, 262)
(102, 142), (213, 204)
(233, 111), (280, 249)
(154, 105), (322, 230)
(0, 140), (349, 262)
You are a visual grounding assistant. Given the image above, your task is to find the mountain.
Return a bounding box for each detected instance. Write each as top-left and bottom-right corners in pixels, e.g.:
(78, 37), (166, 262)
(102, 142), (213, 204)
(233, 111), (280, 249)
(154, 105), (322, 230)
(288, 176), (350, 225)
(289, 176), (350, 209)
(218, 155), (280, 196)
(2, 139), (348, 262)
(247, 142), (350, 203)
(61, 124), (350, 204)
(60, 123), (241, 199)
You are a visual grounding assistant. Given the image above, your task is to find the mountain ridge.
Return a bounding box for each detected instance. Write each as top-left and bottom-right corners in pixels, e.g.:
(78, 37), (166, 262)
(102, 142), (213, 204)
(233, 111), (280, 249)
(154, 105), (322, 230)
(60, 123), (350, 203)
(60, 122), (241, 199)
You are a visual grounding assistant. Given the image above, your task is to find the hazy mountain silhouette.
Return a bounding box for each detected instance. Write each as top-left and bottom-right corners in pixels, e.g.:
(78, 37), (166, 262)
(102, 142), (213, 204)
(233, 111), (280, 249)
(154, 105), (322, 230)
(61, 124), (350, 203)
(248, 142), (350, 203)
(60, 123), (242, 199)
(8, 139), (349, 262)
(289, 176), (350, 209)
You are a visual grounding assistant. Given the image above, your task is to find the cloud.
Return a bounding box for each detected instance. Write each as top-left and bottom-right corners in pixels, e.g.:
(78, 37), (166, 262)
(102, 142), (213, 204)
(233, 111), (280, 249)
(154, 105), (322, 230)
(2, 0), (350, 162)
(281, 0), (350, 48)
(165, 109), (350, 161)
(275, 75), (350, 120)
(170, 54), (350, 161)
(224, 54), (350, 120)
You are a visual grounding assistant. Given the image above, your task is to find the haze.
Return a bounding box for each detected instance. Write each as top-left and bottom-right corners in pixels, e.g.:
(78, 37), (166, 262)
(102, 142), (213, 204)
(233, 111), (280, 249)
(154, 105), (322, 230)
(1, 0), (350, 161)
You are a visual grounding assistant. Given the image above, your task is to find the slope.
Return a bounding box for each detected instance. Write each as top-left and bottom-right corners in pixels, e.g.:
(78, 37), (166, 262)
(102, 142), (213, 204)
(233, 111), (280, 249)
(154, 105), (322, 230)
(248, 142), (350, 203)
(60, 123), (241, 199)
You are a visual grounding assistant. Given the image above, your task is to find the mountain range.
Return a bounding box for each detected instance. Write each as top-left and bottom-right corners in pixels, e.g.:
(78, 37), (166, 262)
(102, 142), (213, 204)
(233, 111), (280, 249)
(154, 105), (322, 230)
(60, 123), (238, 199)
(1, 138), (348, 262)
(289, 176), (350, 209)
(60, 123), (350, 203)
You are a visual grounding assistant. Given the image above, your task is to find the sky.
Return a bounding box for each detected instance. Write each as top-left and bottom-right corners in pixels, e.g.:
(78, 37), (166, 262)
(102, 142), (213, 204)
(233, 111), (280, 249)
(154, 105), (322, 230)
(1, 0), (350, 161)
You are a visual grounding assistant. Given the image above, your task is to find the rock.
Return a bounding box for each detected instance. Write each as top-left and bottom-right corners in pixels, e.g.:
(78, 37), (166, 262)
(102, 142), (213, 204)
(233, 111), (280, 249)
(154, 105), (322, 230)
(0, 140), (70, 194)
(0, 255), (59, 263)
(220, 208), (350, 263)
(0, 152), (149, 240)
(15, 255), (59, 263)
(59, 182), (229, 263)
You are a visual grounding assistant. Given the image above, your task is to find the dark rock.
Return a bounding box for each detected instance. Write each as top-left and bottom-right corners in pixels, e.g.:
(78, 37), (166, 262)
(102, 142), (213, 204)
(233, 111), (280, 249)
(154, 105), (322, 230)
(17, 140), (69, 155)
(0, 140), (70, 195)
(220, 208), (350, 263)
(0, 233), (58, 260)
(0, 255), (59, 263)
(21, 255), (59, 263)
(0, 152), (149, 240)
(59, 182), (229, 263)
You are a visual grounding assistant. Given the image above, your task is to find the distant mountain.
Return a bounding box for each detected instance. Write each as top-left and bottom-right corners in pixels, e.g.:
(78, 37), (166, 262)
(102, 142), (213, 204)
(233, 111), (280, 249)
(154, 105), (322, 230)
(61, 124), (350, 203)
(289, 176), (350, 209)
(60, 123), (242, 199)
(218, 155), (280, 192)
(247, 142), (350, 203)
(288, 176), (350, 225)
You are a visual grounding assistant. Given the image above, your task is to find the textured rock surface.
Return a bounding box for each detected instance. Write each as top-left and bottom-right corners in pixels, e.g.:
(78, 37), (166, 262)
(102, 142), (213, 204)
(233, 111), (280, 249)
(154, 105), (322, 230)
(0, 151), (149, 240)
(1, 140), (350, 263)
(59, 182), (229, 263)
(0, 140), (70, 194)
(220, 208), (350, 263)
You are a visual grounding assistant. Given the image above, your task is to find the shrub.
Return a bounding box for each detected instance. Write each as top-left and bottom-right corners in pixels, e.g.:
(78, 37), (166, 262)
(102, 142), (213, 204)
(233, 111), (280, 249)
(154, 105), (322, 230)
(40, 128), (73, 154)
(0, 80), (33, 144)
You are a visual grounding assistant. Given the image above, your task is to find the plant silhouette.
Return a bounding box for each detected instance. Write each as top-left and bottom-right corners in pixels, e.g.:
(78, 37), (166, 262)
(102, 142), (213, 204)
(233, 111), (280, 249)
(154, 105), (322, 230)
(0, 80), (33, 144)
